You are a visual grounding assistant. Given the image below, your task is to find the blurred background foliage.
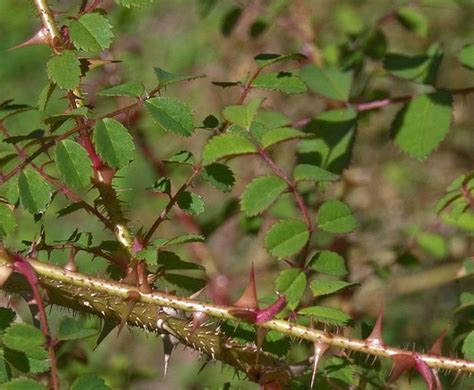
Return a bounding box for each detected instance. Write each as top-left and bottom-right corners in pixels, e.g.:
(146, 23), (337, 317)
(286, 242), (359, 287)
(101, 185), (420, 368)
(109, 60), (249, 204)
(0, 0), (473, 388)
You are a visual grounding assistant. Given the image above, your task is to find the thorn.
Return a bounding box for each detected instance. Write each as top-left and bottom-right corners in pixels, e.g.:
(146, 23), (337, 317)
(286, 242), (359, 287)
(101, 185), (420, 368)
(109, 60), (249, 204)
(191, 311), (208, 334)
(234, 263), (259, 310)
(255, 294), (286, 324)
(414, 356), (434, 390)
(11, 27), (50, 50)
(366, 304), (384, 347)
(310, 342), (329, 389)
(388, 354), (416, 384)
(429, 330), (447, 355)
(94, 319), (118, 350)
(161, 333), (177, 377)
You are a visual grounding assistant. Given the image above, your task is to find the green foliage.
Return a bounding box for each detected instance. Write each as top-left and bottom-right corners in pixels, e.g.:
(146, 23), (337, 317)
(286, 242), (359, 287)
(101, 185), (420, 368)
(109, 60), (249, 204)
(316, 200), (357, 234)
(71, 374), (111, 390)
(2, 379), (47, 390)
(98, 81), (145, 98)
(18, 169), (52, 215)
(275, 269), (307, 309)
(463, 331), (474, 360)
(70, 13), (114, 52)
(300, 65), (352, 101)
(293, 164), (339, 183)
(251, 72), (306, 94)
(201, 133), (257, 165)
(391, 91), (452, 160)
(55, 140), (93, 191)
(298, 306), (352, 326)
(264, 219), (309, 259)
(396, 7), (429, 37)
(459, 44), (474, 70)
(222, 99), (262, 129)
(57, 318), (97, 341)
(201, 163), (235, 192)
(310, 279), (355, 297)
(146, 97), (195, 137)
(260, 127), (306, 149)
(46, 51), (81, 90)
(240, 175), (287, 216)
(0, 204), (16, 239)
(176, 191), (205, 215)
(3, 324), (44, 353)
(310, 250), (348, 276)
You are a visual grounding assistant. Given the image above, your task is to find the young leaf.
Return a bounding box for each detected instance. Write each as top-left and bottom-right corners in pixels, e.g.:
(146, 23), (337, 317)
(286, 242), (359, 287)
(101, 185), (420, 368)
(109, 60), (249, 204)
(310, 279), (355, 297)
(47, 50), (81, 90)
(222, 98), (263, 129)
(3, 323), (45, 353)
(146, 97), (194, 137)
(201, 163), (235, 192)
(391, 91), (452, 160)
(71, 374), (111, 390)
(94, 118), (135, 169)
(316, 200), (357, 234)
(276, 269), (307, 309)
(251, 72), (307, 94)
(18, 169), (52, 215)
(300, 65), (352, 101)
(264, 219), (309, 259)
(241, 175), (288, 216)
(294, 164), (339, 183)
(396, 7), (428, 37)
(176, 191), (205, 215)
(154, 67), (205, 87)
(201, 133), (257, 165)
(458, 44), (474, 70)
(310, 250), (348, 276)
(3, 379), (47, 390)
(260, 127), (306, 149)
(55, 140), (93, 191)
(298, 306), (352, 326)
(254, 53), (306, 68)
(69, 13), (114, 52)
(98, 81), (145, 98)
(0, 204), (16, 239)
(58, 317), (97, 341)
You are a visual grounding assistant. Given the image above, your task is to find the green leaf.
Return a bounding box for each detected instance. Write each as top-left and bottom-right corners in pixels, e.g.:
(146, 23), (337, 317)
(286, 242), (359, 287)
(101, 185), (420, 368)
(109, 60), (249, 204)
(0, 357), (10, 384)
(158, 234), (205, 247)
(222, 98), (263, 129)
(294, 164), (339, 183)
(434, 191), (461, 214)
(58, 317), (97, 341)
(396, 7), (428, 37)
(4, 346), (49, 374)
(459, 44), (474, 70)
(154, 67), (205, 87)
(2, 379), (47, 390)
(47, 51), (81, 90)
(3, 324), (44, 353)
(98, 81), (144, 98)
(276, 269), (307, 310)
(94, 118), (135, 169)
(201, 163), (235, 192)
(164, 150), (195, 165)
(310, 279), (355, 297)
(37, 82), (56, 111)
(71, 374), (111, 390)
(462, 331), (474, 360)
(391, 91), (453, 160)
(0, 308), (16, 332)
(310, 250), (348, 276)
(241, 175), (288, 216)
(254, 53), (307, 68)
(202, 133), (257, 165)
(317, 200), (357, 234)
(264, 219), (309, 259)
(415, 232), (448, 259)
(300, 65), (352, 101)
(136, 248), (157, 265)
(70, 13), (114, 52)
(251, 72), (307, 94)
(115, 0), (153, 7)
(298, 108), (357, 174)
(18, 169), (52, 215)
(0, 204), (16, 239)
(261, 127), (306, 149)
(146, 97), (194, 137)
(176, 191), (205, 215)
(55, 140), (93, 191)
(3, 129), (44, 145)
(298, 306), (352, 326)
(147, 177), (171, 195)
(161, 273), (206, 293)
(383, 44), (443, 85)
(157, 251), (203, 271)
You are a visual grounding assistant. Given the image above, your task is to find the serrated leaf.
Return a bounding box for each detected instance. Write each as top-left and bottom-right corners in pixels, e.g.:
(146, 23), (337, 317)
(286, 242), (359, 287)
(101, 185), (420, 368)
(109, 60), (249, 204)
(222, 98), (263, 129)
(157, 251), (203, 271)
(310, 250), (347, 276)
(241, 175), (288, 216)
(58, 317), (97, 341)
(254, 53), (307, 68)
(4, 346), (49, 374)
(94, 118), (135, 169)
(146, 97), (194, 137)
(154, 67), (205, 87)
(294, 164), (339, 183)
(261, 127), (306, 149)
(47, 51), (81, 90)
(251, 72), (307, 94)
(391, 91), (452, 160)
(396, 7), (428, 37)
(70, 13), (114, 52)
(37, 82), (55, 111)
(459, 44), (474, 70)
(71, 374), (111, 390)
(44, 107), (88, 131)
(276, 269), (307, 309)
(115, 0), (153, 7)
(98, 81), (144, 98)
(264, 219), (309, 259)
(147, 177), (171, 195)
(18, 169), (52, 215)
(462, 331), (474, 360)
(298, 108), (357, 174)
(201, 133), (257, 165)
(3, 324), (44, 353)
(300, 65), (352, 101)
(2, 379), (47, 390)
(310, 279), (355, 297)
(384, 44), (443, 85)
(202, 163), (235, 192)
(317, 200), (357, 234)
(55, 140), (93, 191)
(136, 247), (157, 265)
(158, 233), (205, 247)
(0, 204), (16, 239)
(162, 273), (206, 293)
(164, 150), (195, 165)
(298, 306), (352, 326)
(176, 191), (205, 215)
(3, 129), (44, 145)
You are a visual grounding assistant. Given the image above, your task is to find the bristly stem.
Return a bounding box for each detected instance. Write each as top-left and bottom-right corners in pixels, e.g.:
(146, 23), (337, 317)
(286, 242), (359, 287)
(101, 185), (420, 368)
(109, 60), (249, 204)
(34, 0), (61, 49)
